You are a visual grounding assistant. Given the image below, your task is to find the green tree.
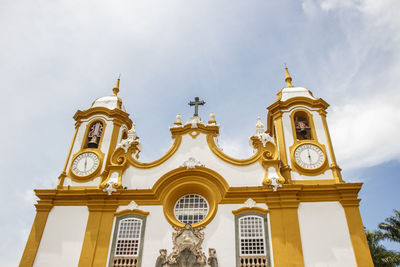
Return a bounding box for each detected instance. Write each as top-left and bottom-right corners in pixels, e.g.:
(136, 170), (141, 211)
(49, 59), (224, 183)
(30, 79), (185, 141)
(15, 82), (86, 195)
(366, 230), (400, 267)
(379, 210), (400, 243)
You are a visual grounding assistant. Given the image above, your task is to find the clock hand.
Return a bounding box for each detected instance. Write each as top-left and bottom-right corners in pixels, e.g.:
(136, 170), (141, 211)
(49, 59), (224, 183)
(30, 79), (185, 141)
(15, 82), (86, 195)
(84, 157), (87, 171)
(307, 149), (312, 164)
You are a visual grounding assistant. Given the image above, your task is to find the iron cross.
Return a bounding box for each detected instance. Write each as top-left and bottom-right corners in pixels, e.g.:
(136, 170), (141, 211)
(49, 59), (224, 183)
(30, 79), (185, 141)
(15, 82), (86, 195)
(188, 97), (205, 117)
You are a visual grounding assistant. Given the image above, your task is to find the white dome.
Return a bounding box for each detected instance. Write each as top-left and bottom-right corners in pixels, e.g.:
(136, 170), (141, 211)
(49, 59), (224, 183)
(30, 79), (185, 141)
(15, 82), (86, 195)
(91, 95), (126, 112)
(280, 86), (316, 102)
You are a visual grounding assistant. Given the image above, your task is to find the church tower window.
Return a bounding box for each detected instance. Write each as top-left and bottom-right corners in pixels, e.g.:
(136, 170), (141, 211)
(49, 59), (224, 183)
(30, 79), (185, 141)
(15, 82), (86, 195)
(108, 214), (146, 267)
(235, 213), (271, 267)
(174, 194), (209, 225)
(86, 121), (104, 148)
(293, 111), (312, 140)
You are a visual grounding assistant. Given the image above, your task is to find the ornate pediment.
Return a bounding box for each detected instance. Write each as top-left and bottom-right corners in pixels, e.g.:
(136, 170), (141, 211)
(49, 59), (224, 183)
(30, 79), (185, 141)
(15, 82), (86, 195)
(155, 224), (218, 267)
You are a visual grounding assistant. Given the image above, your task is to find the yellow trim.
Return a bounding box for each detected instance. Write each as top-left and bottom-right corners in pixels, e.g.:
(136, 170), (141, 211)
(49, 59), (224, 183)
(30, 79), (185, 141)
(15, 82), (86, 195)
(68, 149), (105, 182)
(267, 97), (329, 115)
(292, 179), (336, 185)
(341, 201), (374, 266)
(290, 108), (318, 143)
(232, 207), (269, 215)
(289, 141), (329, 176)
(207, 134), (263, 166)
(123, 135), (182, 169)
(81, 118), (107, 150)
(34, 183), (364, 207)
(78, 201), (118, 267)
(169, 123), (219, 137)
(58, 125), (79, 188)
(273, 114), (291, 181)
(319, 110), (343, 182)
(74, 107), (132, 129)
(115, 209), (150, 217)
(19, 201), (53, 267)
(269, 207), (305, 267)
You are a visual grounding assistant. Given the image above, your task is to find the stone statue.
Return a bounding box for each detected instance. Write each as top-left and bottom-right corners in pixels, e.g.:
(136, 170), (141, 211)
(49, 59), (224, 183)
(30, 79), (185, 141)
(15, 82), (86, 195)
(155, 249), (167, 267)
(207, 248), (218, 267)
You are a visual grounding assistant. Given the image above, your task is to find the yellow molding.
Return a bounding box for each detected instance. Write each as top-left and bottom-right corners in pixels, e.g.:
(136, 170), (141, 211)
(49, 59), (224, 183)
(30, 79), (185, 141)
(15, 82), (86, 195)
(269, 207), (305, 267)
(342, 205), (374, 266)
(169, 123), (219, 137)
(73, 107), (132, 129)
(232, 207), (269, 215)
(320, 112), (343, 182)
(80, 118), (107, 150)
(292, 179), (336, 185)
(19, 209), (52, 267)
(107, 136), (181, 171)
(289, 108), (318, 144)
(289, 141), (330, 176)
(115, 209), (150, 217)
(273, 116), (291, 181)
(78, 203), (118, 267)
(35, 183), (364, 209)
(267, 97), (329, 116)
(67, 149), (105, 182)
(206, 134), (263, 166)
(59, 126), (79, 183)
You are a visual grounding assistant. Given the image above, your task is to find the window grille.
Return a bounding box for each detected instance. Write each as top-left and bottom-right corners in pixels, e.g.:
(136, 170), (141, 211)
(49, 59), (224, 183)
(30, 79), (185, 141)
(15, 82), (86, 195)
(110, 218), (143, 267)
(174, 194), (209, 224)
(239, 216), (266, 256)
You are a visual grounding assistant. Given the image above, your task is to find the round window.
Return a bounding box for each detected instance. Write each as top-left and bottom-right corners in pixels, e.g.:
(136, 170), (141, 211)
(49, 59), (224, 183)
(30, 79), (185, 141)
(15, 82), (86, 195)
(174, 194), (209, 225)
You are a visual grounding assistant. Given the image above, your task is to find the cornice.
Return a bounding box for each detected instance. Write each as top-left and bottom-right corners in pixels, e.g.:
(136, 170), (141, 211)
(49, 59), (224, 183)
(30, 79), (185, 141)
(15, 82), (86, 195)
(73, 107), (132, 128)
(267, 97), (329, 116)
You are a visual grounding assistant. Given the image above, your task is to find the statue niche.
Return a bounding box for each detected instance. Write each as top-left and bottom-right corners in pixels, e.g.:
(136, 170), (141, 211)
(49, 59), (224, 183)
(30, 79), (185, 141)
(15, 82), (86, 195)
(155, 224), (218, 267)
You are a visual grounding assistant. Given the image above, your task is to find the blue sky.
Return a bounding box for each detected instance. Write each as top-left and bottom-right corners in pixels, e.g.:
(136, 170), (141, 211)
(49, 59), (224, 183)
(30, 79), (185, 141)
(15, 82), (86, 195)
(1, 0), (400, 265)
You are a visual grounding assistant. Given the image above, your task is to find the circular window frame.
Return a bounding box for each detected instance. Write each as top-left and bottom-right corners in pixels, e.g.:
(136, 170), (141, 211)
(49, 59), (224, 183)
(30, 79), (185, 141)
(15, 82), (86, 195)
(162, 177), (220, 228)
(173, 194), (210, 225)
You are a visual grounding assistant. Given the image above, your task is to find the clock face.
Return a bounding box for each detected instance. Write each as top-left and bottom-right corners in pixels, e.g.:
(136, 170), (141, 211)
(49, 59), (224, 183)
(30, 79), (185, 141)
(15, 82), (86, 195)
(294, 144), (325, 170)
(71, 152), (100, 177)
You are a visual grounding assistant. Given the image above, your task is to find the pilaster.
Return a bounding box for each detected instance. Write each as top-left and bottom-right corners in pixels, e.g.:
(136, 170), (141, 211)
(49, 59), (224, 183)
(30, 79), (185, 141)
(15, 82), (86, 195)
(19, 200), (53, 267)
(78, 200), (118, 267)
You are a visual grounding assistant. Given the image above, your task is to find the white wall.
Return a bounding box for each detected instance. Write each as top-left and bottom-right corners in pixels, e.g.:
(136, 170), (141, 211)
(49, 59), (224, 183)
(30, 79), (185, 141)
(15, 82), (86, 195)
(33, 206), (89, 267)
(122, 133), (265, 189)
(297, 202), (357, 267)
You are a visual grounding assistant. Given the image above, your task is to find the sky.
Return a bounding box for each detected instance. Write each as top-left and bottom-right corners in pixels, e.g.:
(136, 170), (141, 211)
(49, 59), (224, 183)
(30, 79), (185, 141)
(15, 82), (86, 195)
(1, 0), (400, 265)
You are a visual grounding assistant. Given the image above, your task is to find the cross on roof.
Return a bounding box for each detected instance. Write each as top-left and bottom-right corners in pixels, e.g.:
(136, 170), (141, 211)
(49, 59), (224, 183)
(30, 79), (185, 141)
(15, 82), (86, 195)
(188, 97), (205, 117)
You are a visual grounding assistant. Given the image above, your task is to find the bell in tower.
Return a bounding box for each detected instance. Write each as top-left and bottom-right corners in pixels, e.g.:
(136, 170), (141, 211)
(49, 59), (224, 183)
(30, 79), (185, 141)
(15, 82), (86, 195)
(87, 121), (103, 148)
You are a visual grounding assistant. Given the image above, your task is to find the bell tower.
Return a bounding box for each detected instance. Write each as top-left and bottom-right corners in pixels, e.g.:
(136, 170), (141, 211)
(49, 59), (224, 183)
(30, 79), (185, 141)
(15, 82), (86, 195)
(57, 79), (133, 188)
(267, 68), (342, 184)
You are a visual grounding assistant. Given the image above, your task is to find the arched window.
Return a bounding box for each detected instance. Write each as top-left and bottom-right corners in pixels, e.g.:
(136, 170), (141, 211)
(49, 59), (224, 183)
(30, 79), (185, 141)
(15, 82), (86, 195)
(86, 121), (103, 148)
(235, 213), (271, 267)
(294, 111), (312, 140)
(108, 215), (146, 267)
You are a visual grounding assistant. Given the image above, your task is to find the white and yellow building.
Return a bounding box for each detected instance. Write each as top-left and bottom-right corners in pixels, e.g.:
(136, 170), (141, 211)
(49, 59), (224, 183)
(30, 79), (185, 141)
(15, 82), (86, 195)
(20, 69), (373, 267)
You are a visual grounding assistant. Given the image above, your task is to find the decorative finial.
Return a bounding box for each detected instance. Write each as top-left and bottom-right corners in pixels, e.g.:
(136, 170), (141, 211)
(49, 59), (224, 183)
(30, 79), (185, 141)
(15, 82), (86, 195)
(284, 64), (294, 88)
(256, 116), (265, 135)
(208, 112), (216, 125)
(112, 74), (121, 96)
(174, 114), (182, 126)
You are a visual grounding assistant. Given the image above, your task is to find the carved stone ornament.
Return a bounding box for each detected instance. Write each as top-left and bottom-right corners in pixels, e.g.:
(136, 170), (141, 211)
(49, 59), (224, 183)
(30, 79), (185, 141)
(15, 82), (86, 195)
(244, 198), (256, 208)
(103, 180), (117, 195)
(116, 124), (142, 157)
(250, 117), (275, 147)
(269, 176), (282, 192)
(155, 224), (218, 267)
(127, 200), (139, 210)
(102, 172), (118, 195)
(181, 157), (205, 169)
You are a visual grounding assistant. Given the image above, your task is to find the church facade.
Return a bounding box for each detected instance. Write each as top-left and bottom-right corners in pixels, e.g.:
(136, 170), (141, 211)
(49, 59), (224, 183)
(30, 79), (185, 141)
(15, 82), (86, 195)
(20, 69), (373, 267)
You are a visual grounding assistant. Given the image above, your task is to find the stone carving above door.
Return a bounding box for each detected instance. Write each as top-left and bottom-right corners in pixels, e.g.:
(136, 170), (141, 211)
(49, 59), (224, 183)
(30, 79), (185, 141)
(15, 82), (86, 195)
(155, 224), (218, 267)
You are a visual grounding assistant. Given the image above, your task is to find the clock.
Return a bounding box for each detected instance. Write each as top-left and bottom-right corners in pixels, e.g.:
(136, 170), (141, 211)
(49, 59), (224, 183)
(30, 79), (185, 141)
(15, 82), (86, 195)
(294, 144), (325, 170)
(71, 152), (100, 177)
